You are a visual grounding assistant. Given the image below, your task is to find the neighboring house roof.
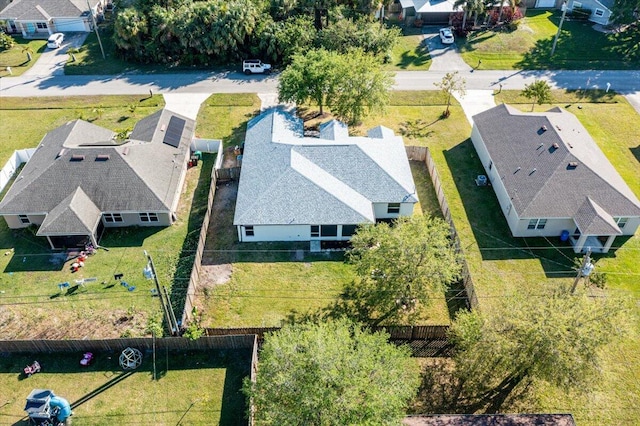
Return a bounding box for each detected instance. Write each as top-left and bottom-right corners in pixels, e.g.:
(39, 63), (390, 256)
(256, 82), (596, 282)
(233, 110), (418, 226)
(472, 104), (640, 227)
(0, 0), (98, 20)
(0, 109), (194, 221)
(399, 0), (460, 13)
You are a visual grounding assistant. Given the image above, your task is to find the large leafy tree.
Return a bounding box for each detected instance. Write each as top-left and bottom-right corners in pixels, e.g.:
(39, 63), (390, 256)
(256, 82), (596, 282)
(278, 48), (393, 123)
(278, 49), (340, 115)
(244, 319), (420, 425)
(340, 215), (461, 326)
(521, 79), (552, 111)
(448, 290), (626, 411)
(331, 49), (394, 124)
(611, 0), (640, 25)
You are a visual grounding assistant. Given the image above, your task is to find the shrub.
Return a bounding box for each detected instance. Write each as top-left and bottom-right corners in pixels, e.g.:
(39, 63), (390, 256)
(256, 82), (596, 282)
(0, 32), (15, 50)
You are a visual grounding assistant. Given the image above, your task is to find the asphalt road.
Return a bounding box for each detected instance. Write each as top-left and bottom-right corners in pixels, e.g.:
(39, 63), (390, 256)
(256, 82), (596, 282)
(1, 69), (639, 97)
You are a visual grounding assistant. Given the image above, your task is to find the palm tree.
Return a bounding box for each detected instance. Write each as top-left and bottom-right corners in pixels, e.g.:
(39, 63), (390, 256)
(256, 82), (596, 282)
(467, 0), (486, 26)
(21, 45), (34, 62)
(453, 0), (470, 29)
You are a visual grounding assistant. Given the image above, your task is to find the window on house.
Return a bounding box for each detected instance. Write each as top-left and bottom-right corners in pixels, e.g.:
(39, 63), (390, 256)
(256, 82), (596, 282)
(528, 219), (547, 230)
(19, 215), (30, 224)
(321, 225), (338, 237)
(572, 1), (582, 8)
(311, 225), (320, 237)
(245, 226), (254, 236)
(594, 8), (604, 16)
(36, 22), (47, 29)
(387, 203), (401, 214)
(104, 213), (123, 223)
(615, 217), (628, 229)
(342, 225), (357, 237)
(139, 213), (159, 222)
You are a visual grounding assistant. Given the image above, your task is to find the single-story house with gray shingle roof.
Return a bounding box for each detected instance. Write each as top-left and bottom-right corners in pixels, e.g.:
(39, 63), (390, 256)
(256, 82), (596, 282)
(398, 0), (460, 25)
(471, 104), (640, 254)
(233, 109), (418, 242)
(0, 108), (194, 249)
(0, 0), (106, 37)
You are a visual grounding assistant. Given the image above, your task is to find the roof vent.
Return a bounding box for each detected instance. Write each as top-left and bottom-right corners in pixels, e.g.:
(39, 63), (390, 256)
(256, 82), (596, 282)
(70, 155), (85, 161)
(123, 147), (130, 155)
(529, 168), (537, 175)
(160, 124), (166, 132)
(56, 149), (66, 159)
(541, 125), (547, 132)
(537, 143), (544, 149)
(552, 143), (559, 149)
(567, 162), (578, 169)
(96, 154), (110, 161)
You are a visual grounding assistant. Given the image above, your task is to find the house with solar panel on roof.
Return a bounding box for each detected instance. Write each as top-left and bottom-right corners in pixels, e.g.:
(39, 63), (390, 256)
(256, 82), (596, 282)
(0, 109), (194, 249)
(233, 109), (418, 243)
(471, 104), (640, 254)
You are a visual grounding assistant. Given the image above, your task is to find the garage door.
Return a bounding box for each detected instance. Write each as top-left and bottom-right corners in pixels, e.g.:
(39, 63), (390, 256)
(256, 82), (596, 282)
(54, 19), (87, 32)
(536, 0), (556, 8)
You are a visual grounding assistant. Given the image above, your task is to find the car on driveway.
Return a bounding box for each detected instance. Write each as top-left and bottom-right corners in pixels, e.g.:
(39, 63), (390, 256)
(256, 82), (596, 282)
(439, 28), (454, 45)
(47, 33), (64, 49)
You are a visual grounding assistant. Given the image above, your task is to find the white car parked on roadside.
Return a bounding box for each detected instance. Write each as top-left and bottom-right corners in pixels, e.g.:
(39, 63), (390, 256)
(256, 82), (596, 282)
(439, 28), (454, 45)
(47, 33), (64, 49)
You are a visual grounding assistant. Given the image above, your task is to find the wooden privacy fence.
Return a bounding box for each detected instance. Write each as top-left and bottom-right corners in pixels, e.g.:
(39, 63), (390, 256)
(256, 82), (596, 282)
(406, 146), (479, 310)
(0, 335), (257, 354)
(205, 326), (452, 357)
(180, 164), (219, 326)
(216, 167), (241, 181)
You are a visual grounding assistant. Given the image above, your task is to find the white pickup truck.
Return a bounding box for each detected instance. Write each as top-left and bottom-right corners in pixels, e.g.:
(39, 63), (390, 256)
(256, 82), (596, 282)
(243, 59), (271, 75)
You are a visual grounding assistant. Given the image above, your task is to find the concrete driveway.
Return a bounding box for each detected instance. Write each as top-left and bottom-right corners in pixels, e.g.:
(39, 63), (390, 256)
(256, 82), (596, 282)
(422, 26), (471, 72)
(23, 32), (88, 78)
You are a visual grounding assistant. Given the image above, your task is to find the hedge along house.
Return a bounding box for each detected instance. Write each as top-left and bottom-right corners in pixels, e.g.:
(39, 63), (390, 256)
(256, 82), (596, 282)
(0, 0), (106, 37)
(471, 104), (640, 254)
(233, 109), (419, 243)
(0, 109), (194, 249)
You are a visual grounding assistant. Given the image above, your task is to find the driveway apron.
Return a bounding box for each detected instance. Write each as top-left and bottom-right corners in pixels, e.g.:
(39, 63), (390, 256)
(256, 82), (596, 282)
(423, 26), (471, 72)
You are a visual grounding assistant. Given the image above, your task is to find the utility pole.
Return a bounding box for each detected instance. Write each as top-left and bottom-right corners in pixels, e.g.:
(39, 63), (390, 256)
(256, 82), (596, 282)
(550, 0), (568, 57)
(88, 0), (105, 59)
(571, 248), (593, 294)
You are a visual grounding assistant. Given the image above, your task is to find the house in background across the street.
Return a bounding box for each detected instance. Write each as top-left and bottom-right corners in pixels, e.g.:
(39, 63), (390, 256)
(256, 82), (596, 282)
(471, 104), (640, 254)
(233, 109), (419, 243)
(0, 109), (195, 249)
(0, 0), (106, 37)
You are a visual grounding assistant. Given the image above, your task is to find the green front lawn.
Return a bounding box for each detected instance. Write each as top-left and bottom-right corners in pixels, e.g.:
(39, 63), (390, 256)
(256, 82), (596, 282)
(459, 10), (640, 69)
(0, 349), (250, 425)
(385, 26), (431, 71)
(0, 37), (47, 77)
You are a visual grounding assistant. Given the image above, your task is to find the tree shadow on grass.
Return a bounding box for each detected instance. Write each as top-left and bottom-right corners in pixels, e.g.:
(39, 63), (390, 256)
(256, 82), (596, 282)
(395, 42), (430, 69)
(443, 139), (578, 277)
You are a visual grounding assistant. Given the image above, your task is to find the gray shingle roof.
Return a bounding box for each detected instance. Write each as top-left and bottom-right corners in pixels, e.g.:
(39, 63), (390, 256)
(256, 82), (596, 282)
(0, 0), (97, 19)
(233, 110), (418, 226)
(472, 104), (640, 221)
(0, 109), (193, 223)
(37, 187), (101, 235)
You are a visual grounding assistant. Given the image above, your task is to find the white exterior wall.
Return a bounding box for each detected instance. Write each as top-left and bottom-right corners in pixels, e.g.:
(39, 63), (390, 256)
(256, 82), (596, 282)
(620, 217), (640, 236)
(3, 214), (46, 228)
(102, 212), (172, 227)
(238, 224), (311, 242)
(373, 202), (415, 219)
(512, 217), (576, 237)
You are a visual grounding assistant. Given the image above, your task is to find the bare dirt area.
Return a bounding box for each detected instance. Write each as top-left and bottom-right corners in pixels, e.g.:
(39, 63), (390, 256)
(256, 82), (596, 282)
(198, 179), (239, 296)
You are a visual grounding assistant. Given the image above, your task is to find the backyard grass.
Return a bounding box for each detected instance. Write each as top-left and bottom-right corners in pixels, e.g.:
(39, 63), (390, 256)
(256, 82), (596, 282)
(0, 349), (251, 425)
(424, 90), (640, 424)
(195, 94), (261, 147)
(0, 96), (213, 339)
(459, 10), (640, 69)
(0, 37), (47, 77)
